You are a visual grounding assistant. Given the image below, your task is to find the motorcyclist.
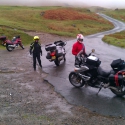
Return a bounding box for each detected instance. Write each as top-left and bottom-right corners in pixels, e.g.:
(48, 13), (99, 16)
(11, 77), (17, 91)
(72, 34), (87, 66)
(29, 36), (42, 71)
(72, 34), (87, 56)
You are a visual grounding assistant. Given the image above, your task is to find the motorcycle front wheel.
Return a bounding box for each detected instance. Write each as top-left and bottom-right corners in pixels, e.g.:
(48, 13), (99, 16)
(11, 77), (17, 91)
(69, 72), (85, 88)
(6, 45), (14, 52)
(110, 85), (125, 97)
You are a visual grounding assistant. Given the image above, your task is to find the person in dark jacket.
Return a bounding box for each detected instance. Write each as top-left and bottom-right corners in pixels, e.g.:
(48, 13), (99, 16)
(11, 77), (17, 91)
(30, 36), (42, 71)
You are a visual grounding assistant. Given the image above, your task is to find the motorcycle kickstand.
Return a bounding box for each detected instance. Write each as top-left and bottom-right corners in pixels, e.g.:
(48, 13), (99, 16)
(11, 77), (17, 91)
(96, 82), (103, 95)
(96, 87), (102, 95)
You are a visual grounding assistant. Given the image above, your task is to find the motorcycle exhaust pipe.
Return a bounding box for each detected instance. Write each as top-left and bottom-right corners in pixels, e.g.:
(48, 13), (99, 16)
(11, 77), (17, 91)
(98, 83), (118, 91)
(79, 74), (90, 81)
(8, 45), (15, 47)
(108, 86), (118, 91)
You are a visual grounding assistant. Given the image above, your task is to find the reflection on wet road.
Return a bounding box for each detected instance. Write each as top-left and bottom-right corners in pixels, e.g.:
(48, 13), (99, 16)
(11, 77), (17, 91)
(43, 14), (125, 117)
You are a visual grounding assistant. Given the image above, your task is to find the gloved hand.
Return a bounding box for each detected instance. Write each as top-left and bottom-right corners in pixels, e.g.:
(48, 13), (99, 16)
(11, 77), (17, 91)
(29, 49), (32, 55)
(88, 53), (91, 56)
(76, 56), (81, 62)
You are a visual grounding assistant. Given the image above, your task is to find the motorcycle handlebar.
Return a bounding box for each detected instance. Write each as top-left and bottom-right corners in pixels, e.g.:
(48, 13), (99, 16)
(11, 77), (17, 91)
(75, 49), (95, 67)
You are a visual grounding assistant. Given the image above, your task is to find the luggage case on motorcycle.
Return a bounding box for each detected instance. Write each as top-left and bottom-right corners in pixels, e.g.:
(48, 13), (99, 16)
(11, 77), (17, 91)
(54, 40), (65, 46)
(45, 44), (56, 51)
(86, 55), (101, 67)
(111, 59), (125, 71)
(109, 71), (125, 86)
(0, 36), (6, 41)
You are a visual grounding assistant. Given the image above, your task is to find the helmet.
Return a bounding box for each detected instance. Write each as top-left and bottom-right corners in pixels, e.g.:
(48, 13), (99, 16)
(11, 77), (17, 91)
(12, 37), (16, 41)
(77, 34), (84, 42)
(13, 37), (16, 39)
(34, 36), (39, 40)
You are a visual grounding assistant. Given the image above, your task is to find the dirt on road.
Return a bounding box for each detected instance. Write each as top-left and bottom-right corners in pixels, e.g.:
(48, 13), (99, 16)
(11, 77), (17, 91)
(0, 32), (125, 125)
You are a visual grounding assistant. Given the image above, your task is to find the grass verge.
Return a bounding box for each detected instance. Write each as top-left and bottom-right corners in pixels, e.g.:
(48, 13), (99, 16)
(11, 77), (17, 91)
(102, 9), (125, 48)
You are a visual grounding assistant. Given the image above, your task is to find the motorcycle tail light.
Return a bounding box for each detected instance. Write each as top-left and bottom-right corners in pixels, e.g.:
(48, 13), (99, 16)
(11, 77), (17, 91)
(50, 52), (56, 56)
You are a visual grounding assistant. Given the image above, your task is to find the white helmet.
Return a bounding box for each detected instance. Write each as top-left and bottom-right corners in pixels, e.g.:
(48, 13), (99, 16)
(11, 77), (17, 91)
(77, 34), (84, 42)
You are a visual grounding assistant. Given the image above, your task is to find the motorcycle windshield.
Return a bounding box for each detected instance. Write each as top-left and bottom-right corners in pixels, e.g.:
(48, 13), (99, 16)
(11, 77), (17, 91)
(12, 38), (16, 42)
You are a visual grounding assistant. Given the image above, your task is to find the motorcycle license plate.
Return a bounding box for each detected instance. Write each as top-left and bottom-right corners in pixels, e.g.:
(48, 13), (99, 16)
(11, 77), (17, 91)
(52, 56), (56, 59)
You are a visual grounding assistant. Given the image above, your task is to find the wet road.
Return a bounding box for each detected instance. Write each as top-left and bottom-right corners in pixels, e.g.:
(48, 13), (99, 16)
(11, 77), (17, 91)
(42, 14), (125, 117)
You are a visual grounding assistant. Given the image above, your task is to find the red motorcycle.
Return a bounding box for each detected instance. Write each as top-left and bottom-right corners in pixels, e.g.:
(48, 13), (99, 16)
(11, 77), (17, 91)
(0, 35), (24, 51)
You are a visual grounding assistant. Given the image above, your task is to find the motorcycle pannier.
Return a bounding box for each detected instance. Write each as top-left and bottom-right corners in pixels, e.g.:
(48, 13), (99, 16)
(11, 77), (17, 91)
(86, 55), (101, 67)
(111, 59), (125, 71)
(45, 44), (56, 51)
(0, 36), (6, 41)
(109, 71), (125, 86)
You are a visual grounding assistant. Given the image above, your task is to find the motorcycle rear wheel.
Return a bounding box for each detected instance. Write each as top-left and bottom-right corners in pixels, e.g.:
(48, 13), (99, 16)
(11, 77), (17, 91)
(69, 72), (85, 88)
(6, 45), (14, 52)
(63, 54), (66, 61)
(54, 59), (60, 66)
(110, 85), (125, 97)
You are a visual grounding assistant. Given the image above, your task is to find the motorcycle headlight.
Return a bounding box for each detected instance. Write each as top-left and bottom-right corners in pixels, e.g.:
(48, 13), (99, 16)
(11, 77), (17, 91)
(74, 67), (80, 72)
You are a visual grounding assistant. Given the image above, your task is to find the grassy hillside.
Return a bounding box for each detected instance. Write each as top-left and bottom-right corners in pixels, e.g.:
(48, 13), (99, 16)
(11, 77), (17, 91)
(104, 9), (125, 23)
(102, 31), (125, 48)
(0, 6), (114, 48)
(102, 9), (125, 48)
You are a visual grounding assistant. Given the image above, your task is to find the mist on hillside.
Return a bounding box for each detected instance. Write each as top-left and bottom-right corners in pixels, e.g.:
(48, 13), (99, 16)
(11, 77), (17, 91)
(0, 0), (124, 9)
(0, 0), (88, 7)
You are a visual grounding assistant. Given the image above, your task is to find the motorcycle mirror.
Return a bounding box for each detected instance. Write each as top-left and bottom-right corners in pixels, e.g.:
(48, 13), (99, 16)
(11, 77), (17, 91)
(63, 42), (67, 46)
(91, 49), (95, 53)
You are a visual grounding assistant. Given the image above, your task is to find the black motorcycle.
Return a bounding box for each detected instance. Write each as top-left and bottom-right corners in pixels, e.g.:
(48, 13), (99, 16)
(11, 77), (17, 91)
(69, 49), (125, 97)
(45, 40), (66, 66)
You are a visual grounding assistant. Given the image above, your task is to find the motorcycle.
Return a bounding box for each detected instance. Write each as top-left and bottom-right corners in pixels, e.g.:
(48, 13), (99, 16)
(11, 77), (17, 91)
(45, 40), (67, 66)
(0, 35), (24, 51)
(0, 36), (7, 46)
(69, 49), (125, 97)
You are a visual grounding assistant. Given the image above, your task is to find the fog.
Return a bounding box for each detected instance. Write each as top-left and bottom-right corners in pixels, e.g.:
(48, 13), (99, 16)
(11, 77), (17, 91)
(0, 0), (125, 8)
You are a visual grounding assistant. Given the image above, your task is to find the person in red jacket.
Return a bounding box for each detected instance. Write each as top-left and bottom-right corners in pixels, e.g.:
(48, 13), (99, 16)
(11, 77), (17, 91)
(72, 34), (87, 66)
(72, 34), (87, 56)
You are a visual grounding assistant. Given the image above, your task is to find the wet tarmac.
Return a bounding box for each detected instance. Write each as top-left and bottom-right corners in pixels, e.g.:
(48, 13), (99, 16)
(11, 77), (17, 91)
(43, 14), (125, 117)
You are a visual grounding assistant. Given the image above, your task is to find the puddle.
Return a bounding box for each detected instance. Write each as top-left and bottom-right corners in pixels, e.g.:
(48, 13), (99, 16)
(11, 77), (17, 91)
(0, 67), (25, 73)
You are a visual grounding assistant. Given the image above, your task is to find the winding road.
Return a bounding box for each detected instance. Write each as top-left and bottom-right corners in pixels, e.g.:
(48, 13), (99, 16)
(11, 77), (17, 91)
(42, 14), (125, 117)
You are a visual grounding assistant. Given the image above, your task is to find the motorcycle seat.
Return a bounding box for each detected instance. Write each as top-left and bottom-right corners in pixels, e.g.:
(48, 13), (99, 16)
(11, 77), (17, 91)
(98, 66), (111, 77)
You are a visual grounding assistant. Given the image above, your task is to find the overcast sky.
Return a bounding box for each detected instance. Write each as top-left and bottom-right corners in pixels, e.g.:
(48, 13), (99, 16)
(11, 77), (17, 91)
(0, 0), (125, 8)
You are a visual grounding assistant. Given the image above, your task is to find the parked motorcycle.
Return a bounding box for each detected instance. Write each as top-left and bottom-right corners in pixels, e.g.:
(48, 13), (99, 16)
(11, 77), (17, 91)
(45, 40), (66, 66)
(0, 35), (24, 51)
(69, 49), (125, 97)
